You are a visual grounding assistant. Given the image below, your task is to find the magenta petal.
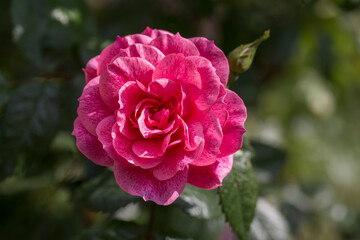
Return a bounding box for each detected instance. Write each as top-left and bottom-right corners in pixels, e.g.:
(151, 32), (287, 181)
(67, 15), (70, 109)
(112, 124), (163, 169)
(152, 138), (204, 181)
(179, 119), (204, 151)
(98, 34), (153, 74)
(186, 56), (220, 113)
(127, 44), (165, 67)
(117, 81), (148, 140)
(214, 89), (247, 156)
(190, 37), (229, 86)
(187, 155), (233, 189)
(132, 138), (166, 158)
(152, 54), (202, 109)
(99, 57), (154, 110)
(191, 110), (223, 166)
(149, 33), (200, 56)
(96, 115), (133, 167)
(77, 77), (112, 136)
(84, 56), (99, 83)
(142, 27), (174, 38)
(72, 118), (113, 166)
(114, 161), (188, 205)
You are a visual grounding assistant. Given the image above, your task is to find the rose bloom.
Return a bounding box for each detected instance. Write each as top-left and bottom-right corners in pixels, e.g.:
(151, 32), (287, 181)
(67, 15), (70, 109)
(73, 27), (246, 205)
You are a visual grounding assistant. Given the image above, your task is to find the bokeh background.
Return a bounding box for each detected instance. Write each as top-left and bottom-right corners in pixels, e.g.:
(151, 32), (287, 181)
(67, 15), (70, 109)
(0, 0), (360, 239)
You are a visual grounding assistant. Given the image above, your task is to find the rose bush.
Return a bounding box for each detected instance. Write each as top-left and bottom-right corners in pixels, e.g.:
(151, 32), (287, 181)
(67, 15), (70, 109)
(73, 27), (247, 205)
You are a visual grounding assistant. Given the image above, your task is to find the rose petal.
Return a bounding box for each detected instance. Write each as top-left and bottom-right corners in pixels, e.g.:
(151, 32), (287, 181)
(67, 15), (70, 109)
(84, 56), (99, 83)
(152, 119), (205, 181)
(187, 155), (233, 189)
(186, 56), (220, 114)
(72, 118), (113, 166)
(190, 37), (229, 86)
(149, 33), (200, 56)
(99, 57), (154, 110)
(112, 124), (163, 169)
(77, 77), (112, 136)
(190, 110), (223, 166)
(213, 89), (247, 156)
(114, 161), (188, 205)
(117, 81), (148, 140)
(152, 54), (202, 116)
(98, 34), (153, 74)
(96, 115), (133, 167)
(142, 27), (174, 38)
(138, 107), (176, 139)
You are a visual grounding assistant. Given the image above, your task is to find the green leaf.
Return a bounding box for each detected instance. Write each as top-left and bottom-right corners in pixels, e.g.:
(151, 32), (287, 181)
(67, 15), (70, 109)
(0, 80), (59, 178)
(249, 198), (291, 240)
(174, 184), (222, 219)
(11, 0), (51, 68)
(75, 170), (139, 212)
(228, 30), (270, 75)
(218, 145), (258, 240)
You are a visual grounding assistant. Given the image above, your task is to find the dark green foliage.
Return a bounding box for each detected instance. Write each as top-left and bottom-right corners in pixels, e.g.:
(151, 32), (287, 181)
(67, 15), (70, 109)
(218, 144), (258, 240)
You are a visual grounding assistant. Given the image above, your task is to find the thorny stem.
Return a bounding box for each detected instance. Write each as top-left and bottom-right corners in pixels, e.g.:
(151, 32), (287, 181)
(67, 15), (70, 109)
(146, 202), (156, 240)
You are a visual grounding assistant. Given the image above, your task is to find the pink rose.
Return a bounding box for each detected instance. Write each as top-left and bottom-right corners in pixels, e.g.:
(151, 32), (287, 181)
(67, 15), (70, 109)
(72, 27), (246, 205)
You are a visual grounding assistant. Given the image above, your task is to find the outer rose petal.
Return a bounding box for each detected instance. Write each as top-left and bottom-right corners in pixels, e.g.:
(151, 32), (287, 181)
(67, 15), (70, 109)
(98, 34), (153, 74)
(186, 56), (220, 114)
(149, 33), (200, 56)
(96, 115), (133, 167)
(77, 76), (112, 136)
(99, 57), (154, 110)
(187, 155), (233, 189)
(72, 118), (113, 166)
(190, 110), (223, 166)
(114, 161), (188, 205)
(84, 56), (99, 83)
(142, 27), (174, 38)
(190, 37), (229, 86)
(213, 89), (247, 156)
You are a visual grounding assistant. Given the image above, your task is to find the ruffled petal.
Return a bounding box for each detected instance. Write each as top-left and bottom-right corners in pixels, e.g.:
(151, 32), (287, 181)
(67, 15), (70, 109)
(99, 57), (154, 110)
(77, 76), (112, 136)
(152, 54), (202, 116)
(186, 56), (220, 114)
(114, 161), (188, 205)
(187, 155), (233, 189)
(142, 27), (174, 38)
(190, 37), (229, 86)
(190, 110), (223, 166)
(117, 81), (148, 140)
(112, 124), (163, 169)
(213, 89), (247, 156)
(149, 33), (200, 56)
(98, 34), (153, 74)
(96, 115), (133, 167)
(84, 56), (99, 83)
(152, 122), (204, 181)
(72, 118), (113, 166)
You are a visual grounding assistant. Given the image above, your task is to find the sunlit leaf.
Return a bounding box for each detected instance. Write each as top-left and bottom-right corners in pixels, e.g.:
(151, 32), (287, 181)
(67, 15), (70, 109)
(218, 146), (258, 240)
(75, 170), (139, 212)
(175, 184), (222, 219)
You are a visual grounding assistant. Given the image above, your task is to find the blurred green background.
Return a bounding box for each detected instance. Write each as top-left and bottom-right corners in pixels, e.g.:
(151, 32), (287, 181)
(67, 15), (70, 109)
(0, 0), (360, 239)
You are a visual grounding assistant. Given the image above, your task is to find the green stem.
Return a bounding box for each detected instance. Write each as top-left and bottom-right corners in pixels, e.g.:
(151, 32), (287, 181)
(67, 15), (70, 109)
(146, 202), (156, 240)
